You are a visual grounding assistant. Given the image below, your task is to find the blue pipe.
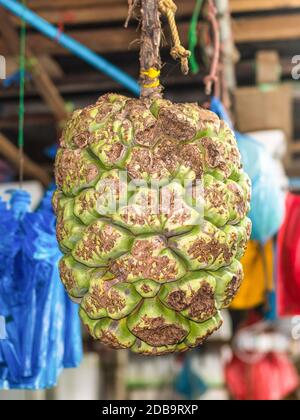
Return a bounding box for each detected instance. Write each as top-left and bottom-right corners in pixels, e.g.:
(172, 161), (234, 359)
(0, 0), (140, 96)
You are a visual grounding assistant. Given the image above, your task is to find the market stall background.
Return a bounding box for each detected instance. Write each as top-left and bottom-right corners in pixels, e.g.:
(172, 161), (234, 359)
(0, 0), (300, 401)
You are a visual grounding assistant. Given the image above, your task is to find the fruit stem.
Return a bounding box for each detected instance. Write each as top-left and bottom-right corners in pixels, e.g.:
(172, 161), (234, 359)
(139, 0), (163, 99)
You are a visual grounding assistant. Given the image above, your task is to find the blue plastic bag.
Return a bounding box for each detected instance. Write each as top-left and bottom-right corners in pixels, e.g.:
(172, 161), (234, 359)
(0, 190), (82, 390)
(0, 193), (25, 388)
(236, 133), (285, 243)
(211, 97), (285, 243)
(174, 356), (207, 399)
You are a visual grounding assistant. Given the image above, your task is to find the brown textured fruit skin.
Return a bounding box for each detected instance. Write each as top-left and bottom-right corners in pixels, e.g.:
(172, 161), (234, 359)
(53, 93), (251, 355)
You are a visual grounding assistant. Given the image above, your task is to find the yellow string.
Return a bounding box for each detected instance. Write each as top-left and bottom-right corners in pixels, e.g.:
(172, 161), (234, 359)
(143, 80), (160, 89)
(159, 0), (191, 75)
(140, 67), (161, 89)
(141, 68), (161, 79)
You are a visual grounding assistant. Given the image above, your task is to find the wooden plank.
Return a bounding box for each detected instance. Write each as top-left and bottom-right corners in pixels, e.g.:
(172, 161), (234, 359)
(22, 0), (300, 27)
(27, 0), (191, 11)
(0, 68), (204, 100)
(3, 12), (300, 58)
(0, 11), (68, 122)
(291, 142), (300, 153)
(0, 132), (52, 187)
(232, 14), (300, 43)
(38, 55), (64, 79)
(27, 0), (122, 9)
(0, 114), (55, 129)
(236, 57), (294, 85)
(0, 25), (140, 56)
(4, 55), (64, 80)
(13, 4), (129, 25)
(230, 0), (300, 13)
(234, 84), (293, 139)
(14, 0), (196, 26)
(6, 57), (283, 99)
(256, 51), (281, 85)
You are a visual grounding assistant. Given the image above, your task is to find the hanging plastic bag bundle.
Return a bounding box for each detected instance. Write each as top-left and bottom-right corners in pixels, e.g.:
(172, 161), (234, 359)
(277, 193), (300, 316)
(0, 194), (24, 388)
(1, 0), (82, 389)
(211, 97), (285, 243)
(231, 239), (274, 311)
(0, 190), (82, 390)
(174, 356), (208, 399)
(236, 133), (285, 243)
(225, 352), (299, 400)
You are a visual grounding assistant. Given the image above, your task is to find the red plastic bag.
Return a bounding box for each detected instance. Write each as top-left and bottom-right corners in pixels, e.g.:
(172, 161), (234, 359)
(225, 352), (299, 400)
(277, 193), (300, 316)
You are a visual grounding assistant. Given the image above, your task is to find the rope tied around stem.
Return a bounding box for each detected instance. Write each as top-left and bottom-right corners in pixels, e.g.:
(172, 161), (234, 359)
(137, 0), (191, 98)
(138, 0), (162, 98)
(141, 68), (161, 89)
(159, 0), (191, 75)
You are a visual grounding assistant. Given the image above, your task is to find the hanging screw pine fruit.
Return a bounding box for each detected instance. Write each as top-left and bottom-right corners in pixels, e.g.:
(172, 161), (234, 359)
(53, 0), (251, 355)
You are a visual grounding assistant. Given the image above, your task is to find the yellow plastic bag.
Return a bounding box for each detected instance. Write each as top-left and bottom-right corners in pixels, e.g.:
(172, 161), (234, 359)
(231, 240), (274, 310)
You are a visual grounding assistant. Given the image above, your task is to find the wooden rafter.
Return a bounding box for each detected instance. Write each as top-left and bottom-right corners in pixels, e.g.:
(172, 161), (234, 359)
(3, 11), (300, 58)
(0, 10), (68, 123)
(27, 0), (122, 9)
(26, 0), (300, 13)
(13, 0), (196, 26)
(232, 14), (300, 43)
(230, 0), (300, 13)
(0, 132), (51, 186)
(10, 0), (300, 28)
(5, 55), (64, 80)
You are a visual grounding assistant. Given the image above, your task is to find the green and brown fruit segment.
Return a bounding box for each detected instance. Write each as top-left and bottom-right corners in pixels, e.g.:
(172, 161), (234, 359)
(54, 93), (251, 355)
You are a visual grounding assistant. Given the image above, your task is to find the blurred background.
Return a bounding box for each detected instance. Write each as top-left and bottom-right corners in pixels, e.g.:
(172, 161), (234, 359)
(1, 0), (300, 401)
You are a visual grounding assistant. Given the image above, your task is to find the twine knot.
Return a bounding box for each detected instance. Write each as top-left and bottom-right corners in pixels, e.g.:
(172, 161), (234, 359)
(171, 45), (190, 75)
(159, 0), (191, 75)
(159, 0), (177, 14)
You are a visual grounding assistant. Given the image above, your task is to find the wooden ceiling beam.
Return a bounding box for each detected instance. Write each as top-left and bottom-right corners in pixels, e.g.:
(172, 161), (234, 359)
(12, 0), (196, 26)
(27, 0), (300, 12)
(5, 55), (64, 80)
(0, 10), (68, 122)
(0, 132), (52, 186)
(27, 0), (123, 9)
(2, 12), (300, 57)
(0, 25), (140, 55)
(230, 0), (300, 13)
(232, 13), (300, 43)
(0, 68), (204, 100)
(0, 114), (55, 129)
(12, 4), (129, 25)
(38, 55), (64, 79)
